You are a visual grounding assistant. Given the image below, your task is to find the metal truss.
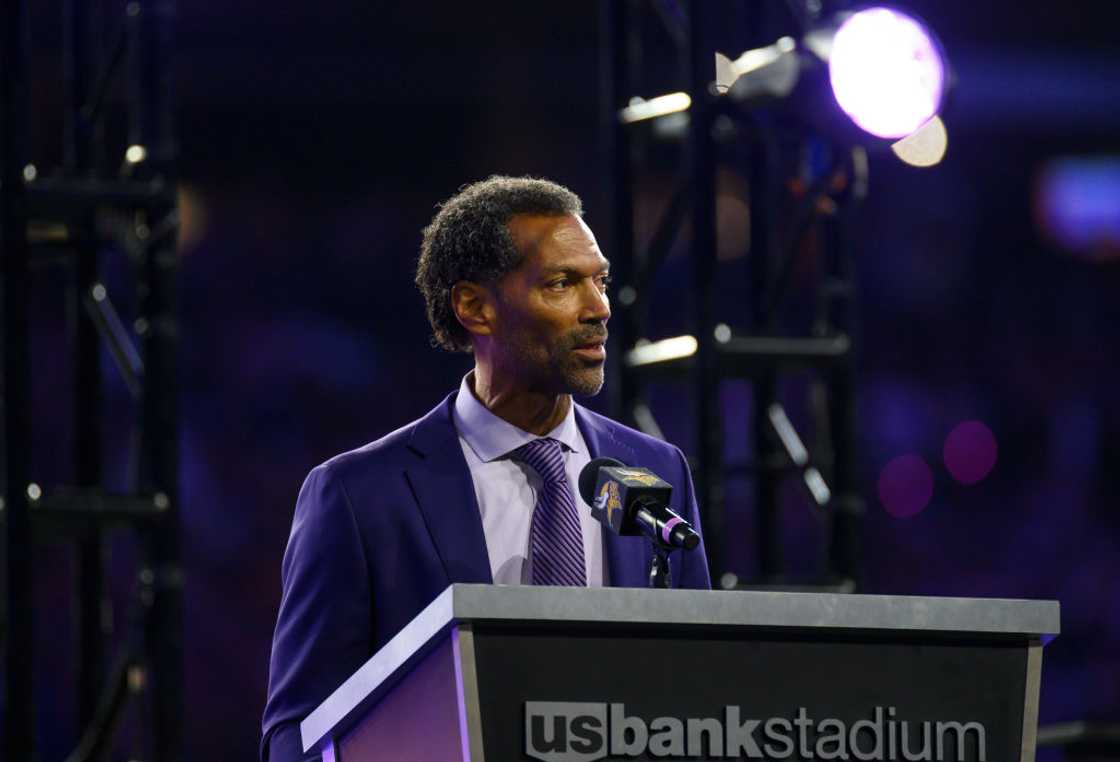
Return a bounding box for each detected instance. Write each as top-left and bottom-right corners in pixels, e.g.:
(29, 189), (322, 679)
(601, 0), (865, 590)
(2, 1), (181, 759)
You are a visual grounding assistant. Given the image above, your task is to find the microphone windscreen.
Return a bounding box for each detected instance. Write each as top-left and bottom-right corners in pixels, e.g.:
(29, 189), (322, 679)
(578, 457), (625, 506)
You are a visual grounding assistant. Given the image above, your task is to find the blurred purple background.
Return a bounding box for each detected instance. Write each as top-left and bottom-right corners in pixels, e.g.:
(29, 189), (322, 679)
(17, 1), (1120, 760)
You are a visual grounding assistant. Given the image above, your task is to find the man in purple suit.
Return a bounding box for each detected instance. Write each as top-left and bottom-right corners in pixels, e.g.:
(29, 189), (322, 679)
(261, 176), (711, 761)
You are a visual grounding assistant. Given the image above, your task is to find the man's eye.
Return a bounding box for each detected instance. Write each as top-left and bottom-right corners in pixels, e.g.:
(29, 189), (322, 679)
(598, 275), (613, 291)
(548, 279), (570, 290)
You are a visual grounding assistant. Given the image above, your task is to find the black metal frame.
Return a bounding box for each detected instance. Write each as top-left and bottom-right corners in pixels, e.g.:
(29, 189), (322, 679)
(2, 1), (180, 760)
(602, 0), (864, 588)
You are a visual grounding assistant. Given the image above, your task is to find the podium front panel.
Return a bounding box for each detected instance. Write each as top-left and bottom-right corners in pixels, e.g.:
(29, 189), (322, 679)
(470, 624), (1032, 762)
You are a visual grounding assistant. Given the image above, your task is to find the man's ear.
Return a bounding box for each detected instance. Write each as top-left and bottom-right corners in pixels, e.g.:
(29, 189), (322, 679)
(451, 281), (497, 339)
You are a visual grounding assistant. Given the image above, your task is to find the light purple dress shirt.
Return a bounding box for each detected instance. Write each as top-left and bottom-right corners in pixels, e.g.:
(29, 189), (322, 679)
(451, 373), (607, 586)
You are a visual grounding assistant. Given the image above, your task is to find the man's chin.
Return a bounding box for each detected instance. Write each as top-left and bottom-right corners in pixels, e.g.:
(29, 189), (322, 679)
(564, 368), (606, 398)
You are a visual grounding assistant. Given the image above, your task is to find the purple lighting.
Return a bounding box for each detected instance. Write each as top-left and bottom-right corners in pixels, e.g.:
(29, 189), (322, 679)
(878, 454), (934, 518)
(1036, 157), (1120, 260)
(829, 7), (945, 139)
(943, 421), (999, 485)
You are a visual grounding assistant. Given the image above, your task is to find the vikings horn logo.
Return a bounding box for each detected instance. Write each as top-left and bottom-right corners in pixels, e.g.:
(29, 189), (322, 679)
(594, 480), (623, 526)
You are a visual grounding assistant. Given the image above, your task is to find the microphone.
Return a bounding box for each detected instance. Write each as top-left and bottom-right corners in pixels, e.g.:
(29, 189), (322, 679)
(578, 457), (701, 551)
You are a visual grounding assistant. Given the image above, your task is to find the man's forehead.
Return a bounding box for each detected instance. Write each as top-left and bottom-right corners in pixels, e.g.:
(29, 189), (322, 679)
(508, 213), (599, 259)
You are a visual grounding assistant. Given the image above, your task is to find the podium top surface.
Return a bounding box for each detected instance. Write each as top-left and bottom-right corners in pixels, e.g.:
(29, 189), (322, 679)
(433, 583), (1060, 636)
(300, 584), (1059, 751)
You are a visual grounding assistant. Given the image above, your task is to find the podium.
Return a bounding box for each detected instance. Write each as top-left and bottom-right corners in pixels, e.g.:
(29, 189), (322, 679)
(300, 584), (1059, 762)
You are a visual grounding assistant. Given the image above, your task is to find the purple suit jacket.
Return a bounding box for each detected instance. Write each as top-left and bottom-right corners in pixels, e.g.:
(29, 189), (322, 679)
(260, 393), (711, 761)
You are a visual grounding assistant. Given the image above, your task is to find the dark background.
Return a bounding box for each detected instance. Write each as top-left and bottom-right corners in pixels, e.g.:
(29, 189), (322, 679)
(13, 1), (1120, 760)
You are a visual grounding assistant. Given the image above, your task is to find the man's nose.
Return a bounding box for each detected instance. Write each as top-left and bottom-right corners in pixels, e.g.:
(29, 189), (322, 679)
(581, 282), (611, 324)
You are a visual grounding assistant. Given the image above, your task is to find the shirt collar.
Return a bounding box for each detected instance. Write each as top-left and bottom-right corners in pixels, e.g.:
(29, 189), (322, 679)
(452, 372), (582, 462)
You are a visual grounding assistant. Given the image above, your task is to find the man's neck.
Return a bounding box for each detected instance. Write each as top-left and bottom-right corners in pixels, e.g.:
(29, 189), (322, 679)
(469, 368), (571, 436)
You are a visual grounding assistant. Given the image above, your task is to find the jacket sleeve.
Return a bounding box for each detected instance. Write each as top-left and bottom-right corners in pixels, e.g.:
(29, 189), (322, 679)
(260, 464), (372, 761)
(671, 445), (713, 590)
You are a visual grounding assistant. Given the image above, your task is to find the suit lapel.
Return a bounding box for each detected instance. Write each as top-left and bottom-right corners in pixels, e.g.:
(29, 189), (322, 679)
(574, 405), (651, 588)
(404, 396), (650, 589)
(405, 394), (493, 585)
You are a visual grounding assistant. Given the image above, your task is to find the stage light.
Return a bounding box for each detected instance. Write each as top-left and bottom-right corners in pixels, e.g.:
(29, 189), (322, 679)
(620, 92), (692, 124)
(890, 116), (948, 167)
(626, 335), (698, 366)
(716, 6), (949, 149)
(125, 144), (148, 164)
(828, 8), (945, 139)
(714, 37), (799, 100)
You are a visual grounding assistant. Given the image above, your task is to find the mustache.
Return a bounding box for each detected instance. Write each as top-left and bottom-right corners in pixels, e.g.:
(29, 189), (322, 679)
(562, 326), (608, 349)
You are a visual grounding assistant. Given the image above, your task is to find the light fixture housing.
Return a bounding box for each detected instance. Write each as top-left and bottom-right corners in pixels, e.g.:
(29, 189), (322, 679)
(716, 5), (950, 149)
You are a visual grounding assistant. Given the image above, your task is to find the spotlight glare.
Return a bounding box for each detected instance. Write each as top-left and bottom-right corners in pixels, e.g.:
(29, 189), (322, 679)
(125, 144), (148, 164)
(620, 92), (692, 124)
(891, 116), (948, 167)
(626, 335), (698, 366)
(829, 7), (945, 139)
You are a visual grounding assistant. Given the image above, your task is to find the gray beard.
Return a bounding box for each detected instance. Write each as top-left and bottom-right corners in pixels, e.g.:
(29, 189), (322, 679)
(558, 353), (606, 397)
(501, 333), (606, 398)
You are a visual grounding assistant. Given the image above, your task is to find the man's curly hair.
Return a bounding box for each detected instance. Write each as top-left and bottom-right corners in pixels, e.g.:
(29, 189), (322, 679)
(416, 175), (583, 352)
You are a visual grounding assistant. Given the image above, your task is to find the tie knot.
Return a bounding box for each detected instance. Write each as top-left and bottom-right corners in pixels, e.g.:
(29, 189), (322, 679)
(511, 438), (567, 484)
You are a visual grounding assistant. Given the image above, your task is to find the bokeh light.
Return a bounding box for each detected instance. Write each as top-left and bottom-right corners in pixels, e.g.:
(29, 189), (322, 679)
(829, 7), (945, 139)
(891, 115), (948, 167)
(943, 420), (998, 485)
(878, 454), (934, 518)
(1035, 156), (1120, 260)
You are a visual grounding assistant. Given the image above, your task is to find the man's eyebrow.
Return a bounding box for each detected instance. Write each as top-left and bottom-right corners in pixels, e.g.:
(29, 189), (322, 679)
(540, 260), (611, 275)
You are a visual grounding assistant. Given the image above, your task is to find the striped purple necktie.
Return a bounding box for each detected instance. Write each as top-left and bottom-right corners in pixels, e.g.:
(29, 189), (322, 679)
(512, 438), (587, 587)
